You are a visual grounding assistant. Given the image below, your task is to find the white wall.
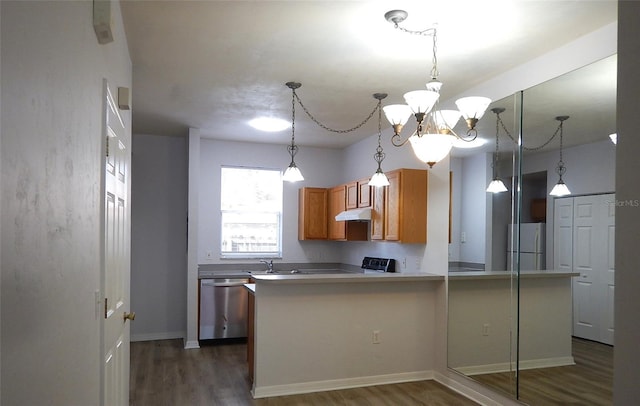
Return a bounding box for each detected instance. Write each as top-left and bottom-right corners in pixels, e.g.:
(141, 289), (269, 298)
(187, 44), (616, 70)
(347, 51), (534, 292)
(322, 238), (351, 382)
(614, 1), (640, 402)
(1, 1), (131, 404)
(131, 134), (187, 341)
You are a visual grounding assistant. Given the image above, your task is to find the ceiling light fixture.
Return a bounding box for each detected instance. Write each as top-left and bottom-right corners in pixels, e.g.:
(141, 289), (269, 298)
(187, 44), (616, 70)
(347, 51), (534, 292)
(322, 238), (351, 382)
(249, 117), (290, 132)
(382, 10), (491, 168)
(282, 82), (304, 182)
(549, 116), (571, 197)
(486, 108), (508, 193)
(369, 93), (390, 188)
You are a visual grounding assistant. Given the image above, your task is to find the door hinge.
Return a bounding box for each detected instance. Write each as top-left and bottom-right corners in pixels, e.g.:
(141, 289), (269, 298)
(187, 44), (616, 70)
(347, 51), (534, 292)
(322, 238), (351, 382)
(104, 297), (108, 319)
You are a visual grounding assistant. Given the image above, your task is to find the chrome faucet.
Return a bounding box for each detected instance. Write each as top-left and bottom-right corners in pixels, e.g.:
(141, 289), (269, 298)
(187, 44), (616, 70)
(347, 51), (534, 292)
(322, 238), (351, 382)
(260, 259), (274, 273)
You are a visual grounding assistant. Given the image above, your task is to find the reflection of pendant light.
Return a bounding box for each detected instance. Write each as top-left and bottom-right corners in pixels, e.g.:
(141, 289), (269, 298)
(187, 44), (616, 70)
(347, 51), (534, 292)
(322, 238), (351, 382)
(549, 116), (571, 197)
(381, 10), (491, 168)
(369, 93), (390, 187)
(282, 82), (304, 182)
(487, 108), (508, 193)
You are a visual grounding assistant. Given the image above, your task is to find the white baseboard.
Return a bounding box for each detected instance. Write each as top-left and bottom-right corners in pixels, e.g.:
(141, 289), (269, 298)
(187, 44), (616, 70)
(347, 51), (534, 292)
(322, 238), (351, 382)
(252, 370), (433, 399)
(433, 371), (508, 406)
(130, 331), (185, 342)
(184, 339), (200, 349)
(453, 356), (575, 376)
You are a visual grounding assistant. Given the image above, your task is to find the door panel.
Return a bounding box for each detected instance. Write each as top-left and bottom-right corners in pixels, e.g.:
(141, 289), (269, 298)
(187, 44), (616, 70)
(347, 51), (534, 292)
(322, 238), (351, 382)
(102, 81), (131, 406)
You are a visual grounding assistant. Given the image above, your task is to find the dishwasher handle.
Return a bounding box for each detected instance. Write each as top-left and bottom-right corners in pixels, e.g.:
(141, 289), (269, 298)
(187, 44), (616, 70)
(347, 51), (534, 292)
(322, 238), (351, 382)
(201, 279), (249, 287)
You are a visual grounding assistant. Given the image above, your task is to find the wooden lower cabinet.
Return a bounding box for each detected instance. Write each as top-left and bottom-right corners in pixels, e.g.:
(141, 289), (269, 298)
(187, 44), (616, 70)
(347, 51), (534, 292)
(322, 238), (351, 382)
(372, 168), (427, 243)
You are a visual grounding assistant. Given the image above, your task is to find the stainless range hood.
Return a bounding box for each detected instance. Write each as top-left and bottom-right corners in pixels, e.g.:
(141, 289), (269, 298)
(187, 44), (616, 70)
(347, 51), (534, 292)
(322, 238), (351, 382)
(335, 207), (371, 221)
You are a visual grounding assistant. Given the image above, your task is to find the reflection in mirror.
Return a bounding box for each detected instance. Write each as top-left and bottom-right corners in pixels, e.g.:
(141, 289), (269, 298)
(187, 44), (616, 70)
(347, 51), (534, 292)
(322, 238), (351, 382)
(447, 55), (616, 404)
(448, 93), (519, 398)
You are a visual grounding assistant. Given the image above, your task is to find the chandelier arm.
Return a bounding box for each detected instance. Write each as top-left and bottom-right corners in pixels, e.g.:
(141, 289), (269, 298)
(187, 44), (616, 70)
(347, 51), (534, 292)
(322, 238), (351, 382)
(293, 91), (381, 134)
(391, 132), (412, 147)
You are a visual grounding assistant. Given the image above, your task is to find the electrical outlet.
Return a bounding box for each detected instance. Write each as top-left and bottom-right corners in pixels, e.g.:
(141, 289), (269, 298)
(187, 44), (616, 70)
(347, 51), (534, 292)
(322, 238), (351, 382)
(461, 231), (467, 243)
(482, 323), (490, 336)
(372, 330), (381, 344)
(401, 258), (407, 268)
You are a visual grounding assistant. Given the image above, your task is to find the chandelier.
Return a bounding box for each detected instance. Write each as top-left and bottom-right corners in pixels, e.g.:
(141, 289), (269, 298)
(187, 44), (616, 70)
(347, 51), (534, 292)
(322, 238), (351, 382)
(369, 93), (390, 187)
(381, 10), (492, 168)
(282, 82), (304, 182)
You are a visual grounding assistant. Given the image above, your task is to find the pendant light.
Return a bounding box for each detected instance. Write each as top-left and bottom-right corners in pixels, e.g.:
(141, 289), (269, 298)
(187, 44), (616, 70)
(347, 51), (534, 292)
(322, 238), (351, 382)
(549, 116), (571, 197)
(486, 108), (508, 193)
(282, 82), (304, 182)
(369, 93), (390, 187)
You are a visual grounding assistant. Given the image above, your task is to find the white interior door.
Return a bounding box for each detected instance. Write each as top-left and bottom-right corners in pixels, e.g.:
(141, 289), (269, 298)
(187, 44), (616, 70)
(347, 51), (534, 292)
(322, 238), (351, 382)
(602, 195), (616, 344)
(572, 196), (598, 341)
(102, 81), (132, 406)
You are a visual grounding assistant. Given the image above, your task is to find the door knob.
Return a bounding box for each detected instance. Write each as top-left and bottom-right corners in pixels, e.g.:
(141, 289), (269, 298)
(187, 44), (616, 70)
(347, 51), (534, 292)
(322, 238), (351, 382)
(123, 311), (136, 321)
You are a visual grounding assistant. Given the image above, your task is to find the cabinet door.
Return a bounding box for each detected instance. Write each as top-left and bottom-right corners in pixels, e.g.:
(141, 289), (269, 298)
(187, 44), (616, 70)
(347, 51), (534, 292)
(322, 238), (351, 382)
(371, 184), (385, 240)
(346, 182), (358, 209)
(358, 179), (371, 208)
(328, 185), (346, 240)
(384, 170), (401, 241)
(298, 188), (327, 240)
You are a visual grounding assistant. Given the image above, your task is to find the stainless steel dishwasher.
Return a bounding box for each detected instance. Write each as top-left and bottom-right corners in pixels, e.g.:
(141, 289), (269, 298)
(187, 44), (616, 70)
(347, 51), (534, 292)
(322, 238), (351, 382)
(199, 278), (250, 340)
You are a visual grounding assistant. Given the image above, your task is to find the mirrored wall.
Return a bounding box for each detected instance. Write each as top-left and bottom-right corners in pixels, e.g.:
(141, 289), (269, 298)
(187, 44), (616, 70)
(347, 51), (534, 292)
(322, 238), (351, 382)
(448, 54), (616, 403)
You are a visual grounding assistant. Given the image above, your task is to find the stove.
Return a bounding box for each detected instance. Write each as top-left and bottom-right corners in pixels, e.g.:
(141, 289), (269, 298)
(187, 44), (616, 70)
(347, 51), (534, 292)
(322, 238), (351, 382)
(361, 257), (396, 274)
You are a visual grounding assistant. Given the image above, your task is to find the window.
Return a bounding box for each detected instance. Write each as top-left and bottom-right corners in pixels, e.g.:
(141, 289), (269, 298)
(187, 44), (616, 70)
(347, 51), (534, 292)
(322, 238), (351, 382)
(220, 166), (283, 258)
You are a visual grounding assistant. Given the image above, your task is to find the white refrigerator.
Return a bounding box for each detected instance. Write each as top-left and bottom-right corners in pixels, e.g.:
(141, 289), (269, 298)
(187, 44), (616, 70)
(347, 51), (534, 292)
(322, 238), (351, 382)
(507, 223), (545, 270)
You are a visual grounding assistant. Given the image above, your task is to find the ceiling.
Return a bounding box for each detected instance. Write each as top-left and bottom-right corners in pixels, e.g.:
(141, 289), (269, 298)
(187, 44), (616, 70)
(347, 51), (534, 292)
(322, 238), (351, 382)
(120, 0), (617, 155)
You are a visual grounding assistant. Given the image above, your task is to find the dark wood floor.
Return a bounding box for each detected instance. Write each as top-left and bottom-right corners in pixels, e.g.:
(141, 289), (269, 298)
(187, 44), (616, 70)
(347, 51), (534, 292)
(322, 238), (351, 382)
(129, 339), (477, 406)
(472, 337), (613, 405)
(130, 337), (612, 405)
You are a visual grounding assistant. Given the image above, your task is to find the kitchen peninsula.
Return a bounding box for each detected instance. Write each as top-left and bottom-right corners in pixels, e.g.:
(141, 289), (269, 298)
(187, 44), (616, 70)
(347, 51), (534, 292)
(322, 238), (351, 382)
(246, 271), (444, 398)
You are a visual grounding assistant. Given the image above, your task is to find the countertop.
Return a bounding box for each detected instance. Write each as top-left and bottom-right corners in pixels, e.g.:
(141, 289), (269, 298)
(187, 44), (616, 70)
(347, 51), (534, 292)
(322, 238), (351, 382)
(250, 272), (443, 284)
(448, 269), (579, 280)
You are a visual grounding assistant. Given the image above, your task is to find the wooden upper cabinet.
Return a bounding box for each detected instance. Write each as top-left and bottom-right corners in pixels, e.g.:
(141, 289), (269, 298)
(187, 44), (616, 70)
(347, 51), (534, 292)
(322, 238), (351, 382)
(328, 185), (347, 240)
(298, 187), (328, 240)
(380, 169), (428, 243)
(357, 179), (371, 208)
(346, 182), (358, 209)
(371, 183), (385, 240)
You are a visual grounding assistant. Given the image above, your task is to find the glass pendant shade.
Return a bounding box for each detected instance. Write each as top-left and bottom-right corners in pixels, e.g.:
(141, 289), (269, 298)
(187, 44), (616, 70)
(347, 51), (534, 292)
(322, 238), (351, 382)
(403, 90), (440, 114)
(409, 132), (455, 167)
(382, 104), (413, 125)
(550, 180), (571, 197)
(455, 96), (492, 120)
(434, 109), (462, 132)
(486, 179), (508, 193)
(283, 163), (304, 182)
(369, 169), (390, 187)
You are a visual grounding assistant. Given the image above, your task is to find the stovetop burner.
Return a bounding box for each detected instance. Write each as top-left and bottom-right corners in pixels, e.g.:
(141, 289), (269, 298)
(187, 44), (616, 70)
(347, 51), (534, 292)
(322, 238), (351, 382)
(361, 257), (396, 273)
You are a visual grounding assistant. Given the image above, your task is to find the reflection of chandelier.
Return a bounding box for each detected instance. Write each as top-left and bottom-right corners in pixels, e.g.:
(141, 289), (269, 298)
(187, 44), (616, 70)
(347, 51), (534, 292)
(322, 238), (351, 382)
(382, 10), (491, 168)
(486, 108), (509, 193)
(491, 111), (572, 196)
(549, 116), (571, 197)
